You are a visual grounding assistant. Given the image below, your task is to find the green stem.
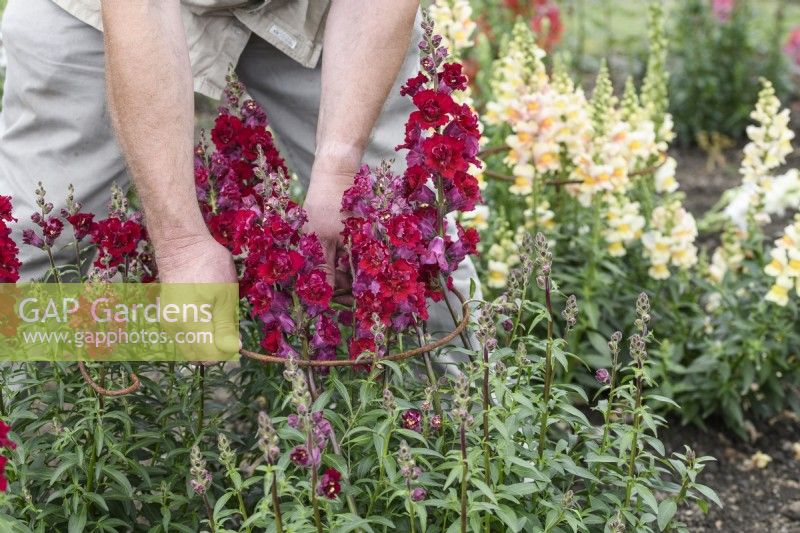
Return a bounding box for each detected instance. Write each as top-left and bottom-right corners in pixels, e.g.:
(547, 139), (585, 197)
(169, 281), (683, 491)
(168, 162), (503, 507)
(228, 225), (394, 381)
(481, 344), (492, 532)
(235, 491), (250, 533)
(624, 358), (644, 507)
(537, 277), (554, 462)
(511, 276), (530, 341)
(196, 365), (205, 437)
(583, 197), (601, 302)
(74, 240), (84, 281)
(46, 247), (61, 284)
(417, 325), (442, 417)
(407, 480), (417, 533)
(311, 467), (323, 533)
(459, 422), (468, 533)
(270, 469), (284, 533)
(440, 275), (472, 351)
(202, 493), (217, 533)
(599, 362), (619, 452)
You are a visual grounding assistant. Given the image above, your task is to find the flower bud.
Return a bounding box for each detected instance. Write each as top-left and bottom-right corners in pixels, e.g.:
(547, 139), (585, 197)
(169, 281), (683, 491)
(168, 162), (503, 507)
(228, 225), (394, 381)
(411, 487), (427, 502)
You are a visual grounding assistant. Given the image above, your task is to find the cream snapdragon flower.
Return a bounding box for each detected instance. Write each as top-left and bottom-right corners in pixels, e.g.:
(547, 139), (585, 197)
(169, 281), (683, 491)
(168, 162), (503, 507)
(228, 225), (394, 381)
(764, 216), (800, 306)
(602, 195), (645, 257)
(741, 80), (795, 185)
(726, 79), (797, 228)
(707, 232), (745, 284)
(484, 21), (547, 126)
(484, 225), (523, 289)
(642, 201), (698, 280)
(654, 156), (679, 194)
(429, 0), (477, 56)
(524, 198), (557, 232)
(461, 204), (490, 231)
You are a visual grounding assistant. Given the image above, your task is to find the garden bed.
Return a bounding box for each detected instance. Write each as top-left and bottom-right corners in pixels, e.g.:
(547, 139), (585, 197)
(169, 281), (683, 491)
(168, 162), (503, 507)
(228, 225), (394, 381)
(668, 412), (800, 532)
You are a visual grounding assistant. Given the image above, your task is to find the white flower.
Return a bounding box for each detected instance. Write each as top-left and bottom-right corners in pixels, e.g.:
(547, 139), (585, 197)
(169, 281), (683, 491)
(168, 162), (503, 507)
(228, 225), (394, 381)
(509, 163), (535, 196)
(641, 201), (698, 279)
(603, 196), (645, 257)
(763, 216), (800, 306)
(429, 0), (477, 55)
(654, 156), (679, 193)
(462, 205), (490, 231)
(727, 79), (796, 228)
(723, 183), (759, 230)
(762, 169), (800, 218)
(487, 260), (510, 288)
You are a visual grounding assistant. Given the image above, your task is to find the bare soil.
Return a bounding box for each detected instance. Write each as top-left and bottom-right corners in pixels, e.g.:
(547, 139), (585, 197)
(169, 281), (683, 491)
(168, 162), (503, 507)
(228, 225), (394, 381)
(667, 413), (800, 533)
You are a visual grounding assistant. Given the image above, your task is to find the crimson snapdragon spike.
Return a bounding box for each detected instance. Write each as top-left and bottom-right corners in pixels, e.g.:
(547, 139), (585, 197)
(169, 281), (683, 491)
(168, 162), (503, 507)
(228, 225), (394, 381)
(0, 420), (16, 492)
(21, 183), (64, 252)
(195, 72), (337, 361)
(89, 185), (155, 282)
(0, 196), (21, 283)
(340, 15), (481, 364)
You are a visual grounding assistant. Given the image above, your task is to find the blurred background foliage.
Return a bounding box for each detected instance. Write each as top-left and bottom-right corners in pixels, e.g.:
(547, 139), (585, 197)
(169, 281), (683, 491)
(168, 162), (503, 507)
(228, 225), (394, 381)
(464, 0), (800, 147)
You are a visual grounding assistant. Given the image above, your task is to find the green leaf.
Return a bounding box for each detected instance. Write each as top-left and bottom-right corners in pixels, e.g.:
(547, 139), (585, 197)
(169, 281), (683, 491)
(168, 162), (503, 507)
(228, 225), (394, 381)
(495, 504), (524, 532)
(213, 492), (234, 518)
(657, 499), (677, 531)
(67, 507), (87, 533)
(101, 465), (133, 497)
(471, 479), (497, 504)
(693, 484), (723, 508)
(336, 514), (376, 533)
(634, 484), (658, 514)
(83, 492), (109, 513)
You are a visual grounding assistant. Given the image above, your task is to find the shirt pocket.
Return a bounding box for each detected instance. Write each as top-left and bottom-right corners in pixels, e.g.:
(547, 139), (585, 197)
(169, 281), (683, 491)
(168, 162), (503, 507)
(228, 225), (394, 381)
(181, 0), (263, 14)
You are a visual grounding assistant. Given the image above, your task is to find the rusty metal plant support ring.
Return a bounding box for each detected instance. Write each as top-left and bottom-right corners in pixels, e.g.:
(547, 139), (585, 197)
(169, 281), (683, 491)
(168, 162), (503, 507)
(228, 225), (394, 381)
(241, 287), (470, 367)
(77, 362), (141, 397)
(484, 153), (669, 185)
(628, 153), (668, 178)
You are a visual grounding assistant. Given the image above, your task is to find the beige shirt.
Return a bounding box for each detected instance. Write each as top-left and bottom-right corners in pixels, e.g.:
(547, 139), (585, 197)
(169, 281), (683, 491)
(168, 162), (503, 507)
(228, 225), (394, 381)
(52, 0), (330, 98)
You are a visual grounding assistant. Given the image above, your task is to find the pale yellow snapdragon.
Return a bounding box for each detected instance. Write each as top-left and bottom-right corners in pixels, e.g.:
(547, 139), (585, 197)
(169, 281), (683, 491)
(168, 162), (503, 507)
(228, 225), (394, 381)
(602, 195), (645, 257)
(429, 0), (477, 56)
(642, 201), (698, 280)
(764, 215), (800, 306)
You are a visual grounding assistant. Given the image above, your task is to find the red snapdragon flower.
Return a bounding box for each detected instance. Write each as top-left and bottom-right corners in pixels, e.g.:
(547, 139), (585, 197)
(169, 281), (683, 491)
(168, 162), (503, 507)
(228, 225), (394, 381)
(786, 27), (800, 67)
(440, 63), (468, 91)
(0, 455), (7, 492)
(339, 19), (481, 360)
(401, 409), (422, 432)
(0, 196), (21, 283)
(256, 249), (304, 284)
(296, 269), (333, 308)
(411, 89), (457, 129)
(65, 213), (95, 241)
(422, 134), (468, 179)
(196, 74), (336, 361)
(289, 445), (312, 467)
(530, 0), (563, 51)
(90, 217), (144, 268)
(0, 420), (16, 494)
(0, 422), (15, 451)
(387, 214), (423, 250)
(316, 468), (342, 499)
(0, 197), (13, 222)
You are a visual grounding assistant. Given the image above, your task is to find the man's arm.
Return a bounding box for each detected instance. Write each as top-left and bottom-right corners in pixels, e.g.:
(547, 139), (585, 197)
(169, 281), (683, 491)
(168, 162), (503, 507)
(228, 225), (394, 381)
(304, 1), (420, 287)
(102, 1), (235, 284)
(102, 1), (238, 354)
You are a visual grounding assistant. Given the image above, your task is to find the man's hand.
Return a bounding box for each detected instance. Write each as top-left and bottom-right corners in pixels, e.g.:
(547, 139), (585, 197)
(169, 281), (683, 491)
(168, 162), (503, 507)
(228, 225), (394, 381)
(307, 0), (418, 298)
(156, 235), (241, 358)
(304, 167), (354, 297)
(156, 235), (236, 284)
